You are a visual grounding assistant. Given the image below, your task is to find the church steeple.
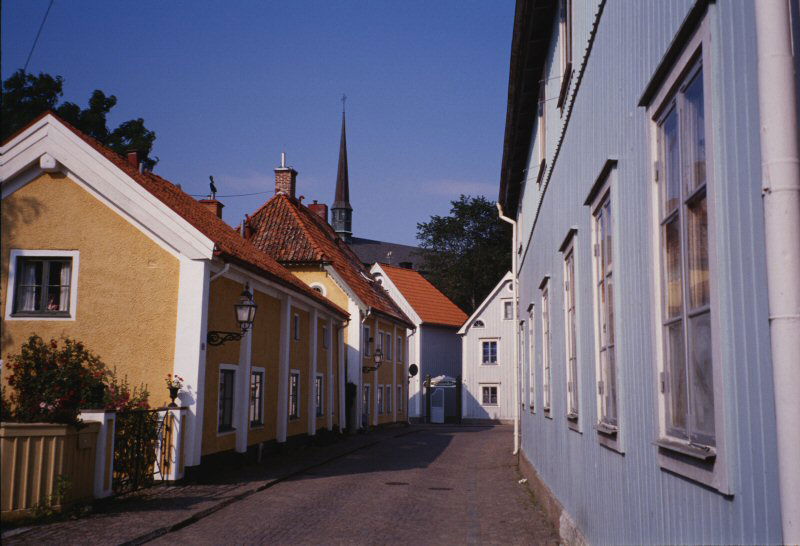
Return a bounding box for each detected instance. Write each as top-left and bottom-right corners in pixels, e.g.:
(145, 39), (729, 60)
(331, 95), (352, 241)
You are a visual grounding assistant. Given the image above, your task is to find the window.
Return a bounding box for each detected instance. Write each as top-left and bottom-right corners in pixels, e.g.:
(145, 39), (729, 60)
(481, 386), (498, 406)
(363, 325), (371, 356)
(293, 314), (300, 341)
(363, 384), (371, 416)
(315, 375), (324, 417)
(310, 282), (326, 296)
(250, 369), (264, 427)
(528, 308), (535, 412)
(655, 59), (715, 449)
(384, 333), (392, 360)
(473, 320), (485, 328)
(322, 326), (329, 349)
(593, 189), (618, 432)
(289, 371), (300, 420)
(397, 385), (403, 413)
(541, 282), (552, 414)
(219, 368), (235, 432)
(502, 300), (513, 320)
(397, 335), (403, 361)
(563, 241), (579, 422)
(386, 385), (392, 413)
(7, 251), (79, 319)
(557, 0), (573, 108)
(377, 385), (384, 414)
(537, 71), (547, 170)
(481, 340), (498, 365)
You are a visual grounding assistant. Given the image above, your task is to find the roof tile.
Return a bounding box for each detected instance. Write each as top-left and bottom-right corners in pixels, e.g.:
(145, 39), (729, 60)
(379, 264), (467, 328)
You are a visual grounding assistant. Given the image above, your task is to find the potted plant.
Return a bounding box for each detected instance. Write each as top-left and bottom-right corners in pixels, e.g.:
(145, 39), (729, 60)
(164, 374), (184, 407)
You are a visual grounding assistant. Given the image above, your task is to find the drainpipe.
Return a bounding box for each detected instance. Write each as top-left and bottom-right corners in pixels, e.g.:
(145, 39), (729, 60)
(497, 203), (520, 455)
(755, 2), (800, 542)
(209, 263), (230, 282)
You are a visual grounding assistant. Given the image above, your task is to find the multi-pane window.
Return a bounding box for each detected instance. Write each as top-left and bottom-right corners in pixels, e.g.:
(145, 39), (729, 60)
(564, 244), (579, 420)
(482, 386), (498, 405)
(528, 309), (535, 412)
(315, 375), (324, 417)
(377, 385), (384, 414)
(594, 191), (618, 429)
(250, 370), (264, 427)
(219, 369), (235, 432)
(657, 60), (714, 447)
(537, 78), (546, 170)
(384, 333), (392, 360)
(481, 340), (498, 365)
(293, 314), (300, 341)
(363, 325), (371, 356)
(322, 326), (329, 349)
(397, 385), (403, 413)
(397, 335), (403, 361)
(12, 257), (72, 316)
(503, 300), (513, 320)
(386, 385), (392, 413)
(363, 385), (371, 417)
(541, 284), (552, 413)
(557, 0), (573, 108)
(289, 371), (300, 420)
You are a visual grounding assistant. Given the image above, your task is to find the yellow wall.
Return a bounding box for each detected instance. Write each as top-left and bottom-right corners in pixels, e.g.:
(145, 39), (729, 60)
(362, 316), (407, 424)
(287, 306), (310, 438)
(248, 290), (281, 446)
(290, 267), (349, 310)
(1, 172), (179, 406)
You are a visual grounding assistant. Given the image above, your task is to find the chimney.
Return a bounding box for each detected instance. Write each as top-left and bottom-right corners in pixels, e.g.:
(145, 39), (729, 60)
(127, 150), (141, 169)
(199, 198), (224, 219)
(274, 152), (297, 198)
(241, 215), (252, 239)
(308, 200), (328, 223)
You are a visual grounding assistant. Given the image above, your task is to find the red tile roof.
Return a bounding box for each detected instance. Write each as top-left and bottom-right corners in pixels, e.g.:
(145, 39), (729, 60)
(31, 113), (347, 319)
(378, 264), (467, 328)
(247, 194), (413, 327)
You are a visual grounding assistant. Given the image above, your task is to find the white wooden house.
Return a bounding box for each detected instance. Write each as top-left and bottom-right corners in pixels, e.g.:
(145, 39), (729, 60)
(459, 272), (516, 422)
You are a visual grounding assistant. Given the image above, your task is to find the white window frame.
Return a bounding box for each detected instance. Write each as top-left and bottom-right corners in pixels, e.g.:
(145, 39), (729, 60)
(377, 384), (384, 414)
(480, 384), (499, 406)
(250, 367), (265, 429)
(289, 369), (301, 420)
(647, 15), (728, 492)
(528, 306), (536, 413)
(562, 234), (580, 429)
(309, 282), (327, 297)
(5, 249), (80, 321)
(501, 299), (514, 320)
(557, 0), (573, 110)
(480, 338), (499, 366)
(293, 313), (300, 341)
(541, 279), (553, 417)
(315, 373), (324, 418)
(217, 363), (237, 436)
(589, 169), (623, 451)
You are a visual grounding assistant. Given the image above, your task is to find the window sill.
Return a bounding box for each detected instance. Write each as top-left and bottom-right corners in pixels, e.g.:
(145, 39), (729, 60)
(543, 408), (553, 419)
(249, 423), (264, 430)
(6, 312), (75, 321)
(566, 415), (581, 433)
(217, 427), (236, 437)
(289, 416), (300, 422)
(557, 64), (573, 109)
(594, 421), (618, 436)
(654, 437), (716, 461)
(655, 437), (729, 494)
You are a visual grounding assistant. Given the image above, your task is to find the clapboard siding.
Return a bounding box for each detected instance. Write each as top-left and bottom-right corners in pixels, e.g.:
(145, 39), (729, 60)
(462, 277), (516, 420)
(515, 1), (783, 543)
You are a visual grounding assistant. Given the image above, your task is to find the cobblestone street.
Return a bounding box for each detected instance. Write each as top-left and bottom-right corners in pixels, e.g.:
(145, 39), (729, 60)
(153, 425), (557, 545)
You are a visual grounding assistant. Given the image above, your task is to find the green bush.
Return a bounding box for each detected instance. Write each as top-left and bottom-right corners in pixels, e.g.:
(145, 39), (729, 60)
(4, 335), (109, 426)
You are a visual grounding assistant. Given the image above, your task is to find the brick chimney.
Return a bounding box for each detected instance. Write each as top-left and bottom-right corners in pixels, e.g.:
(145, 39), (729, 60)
(127, 150), (142, 170)
(199, 198), (224, 219)
(274, 152), (297, 198)
(308, 200), (328, 223)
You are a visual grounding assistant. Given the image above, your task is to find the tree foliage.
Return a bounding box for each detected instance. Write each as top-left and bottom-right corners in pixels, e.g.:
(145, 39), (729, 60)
(416, 195), (512, 314)
(1, 70), (157, 169)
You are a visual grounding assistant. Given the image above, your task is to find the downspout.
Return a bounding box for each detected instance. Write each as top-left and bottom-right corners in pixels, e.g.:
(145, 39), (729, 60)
(209, 263), (230, 282)
(755, 2), (800, 542)
(497, 203), (520, 455)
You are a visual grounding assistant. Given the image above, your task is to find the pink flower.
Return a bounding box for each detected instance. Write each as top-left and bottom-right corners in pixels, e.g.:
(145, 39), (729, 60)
(39, 402), (47, 409)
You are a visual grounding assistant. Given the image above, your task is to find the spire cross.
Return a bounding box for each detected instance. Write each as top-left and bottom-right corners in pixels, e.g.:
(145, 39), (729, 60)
(341, 94), (347, 113)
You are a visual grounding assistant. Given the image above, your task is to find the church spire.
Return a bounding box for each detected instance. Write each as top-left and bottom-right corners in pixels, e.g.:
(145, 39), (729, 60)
(331, 94), (353, 241)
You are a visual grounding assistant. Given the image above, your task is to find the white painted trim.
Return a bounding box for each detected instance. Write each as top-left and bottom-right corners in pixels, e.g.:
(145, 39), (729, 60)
(458, 272), (514, 335)
(338, 323), (346, 428)
(480, 384), (500, 406)
(347, 300), (363, 430)
(392, 324), (398, 422)
(561, 235), (581, 428)
(289, 368), (302, 421)
(216, 364), (238, 437)
(479, 337), (501, 366)
(4, 249), (80, 321)
(173, 258), (209, 466)
(327, 317), (334, 431)
(277, 294), (291, 441)
(235, 323), (253, 453)
(369, 264), (422, 325)
(309, 282), (327, 297)
(308, 308), (318, 436)
(324, 264), (366, 311)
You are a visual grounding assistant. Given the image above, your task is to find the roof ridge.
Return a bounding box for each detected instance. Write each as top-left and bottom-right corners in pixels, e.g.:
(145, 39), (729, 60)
(280, 195), (329, 262)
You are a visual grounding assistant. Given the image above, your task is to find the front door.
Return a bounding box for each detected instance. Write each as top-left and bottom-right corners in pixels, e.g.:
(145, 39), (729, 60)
(431, 388), (445, 423)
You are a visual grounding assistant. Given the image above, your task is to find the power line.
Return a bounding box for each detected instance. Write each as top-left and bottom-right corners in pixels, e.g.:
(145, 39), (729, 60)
(23, 0), (55, 73)
(188, 191), (271, 198)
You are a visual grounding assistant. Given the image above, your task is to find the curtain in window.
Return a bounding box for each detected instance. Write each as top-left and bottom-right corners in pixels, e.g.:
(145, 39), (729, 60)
(19, 261), (40, 311)
(58, 261), (71, 310)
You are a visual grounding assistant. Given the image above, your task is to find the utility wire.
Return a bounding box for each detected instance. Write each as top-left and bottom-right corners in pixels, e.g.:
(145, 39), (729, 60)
(188, 191), (271, 198)
(23, 0), (55, 73)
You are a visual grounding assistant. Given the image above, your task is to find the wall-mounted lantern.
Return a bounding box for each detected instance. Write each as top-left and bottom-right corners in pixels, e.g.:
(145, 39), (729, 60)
(207, 286), (257, 346)
(362, 347), (383, 374)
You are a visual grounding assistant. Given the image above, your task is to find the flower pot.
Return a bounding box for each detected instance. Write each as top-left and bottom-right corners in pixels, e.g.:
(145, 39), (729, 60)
(168, 386), (180, 408)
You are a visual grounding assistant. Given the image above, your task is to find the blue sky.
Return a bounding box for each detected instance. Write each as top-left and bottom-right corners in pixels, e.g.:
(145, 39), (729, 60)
(3, 1), (514, 245)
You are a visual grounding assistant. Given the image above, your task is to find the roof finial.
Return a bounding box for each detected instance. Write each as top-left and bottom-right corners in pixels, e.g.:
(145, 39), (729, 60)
(280, 151), (286, 168)
(341, 93), (347, 114)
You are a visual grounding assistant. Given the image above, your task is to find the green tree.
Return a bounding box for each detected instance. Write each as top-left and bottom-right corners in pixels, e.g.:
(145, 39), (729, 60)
(416, 195), (512, 314)
(1, 70), (157, 169)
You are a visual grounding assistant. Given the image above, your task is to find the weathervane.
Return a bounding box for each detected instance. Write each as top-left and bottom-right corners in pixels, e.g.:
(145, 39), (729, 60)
(209, 175), (218, 199)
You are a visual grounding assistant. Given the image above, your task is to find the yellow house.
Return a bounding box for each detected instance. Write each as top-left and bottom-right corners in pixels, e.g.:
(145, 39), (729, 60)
(242, 155), (414, 430)
(0, 113), (348, 471)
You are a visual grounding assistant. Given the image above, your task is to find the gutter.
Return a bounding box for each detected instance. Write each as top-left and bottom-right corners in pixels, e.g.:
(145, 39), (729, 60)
(497, 203), (520, 455)
(755, 2), (800, 542)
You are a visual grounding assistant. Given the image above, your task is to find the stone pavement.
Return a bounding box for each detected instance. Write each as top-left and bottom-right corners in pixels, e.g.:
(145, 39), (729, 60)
(3, 425), (559, 545)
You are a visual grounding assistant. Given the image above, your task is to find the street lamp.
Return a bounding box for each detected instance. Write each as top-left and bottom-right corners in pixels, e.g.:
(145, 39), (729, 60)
(362, 347), (383, 374)
(207, 286), (258, 346)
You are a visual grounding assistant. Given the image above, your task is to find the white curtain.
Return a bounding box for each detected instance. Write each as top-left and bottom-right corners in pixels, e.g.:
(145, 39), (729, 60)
(20, 262), (38, 311)
(59, 261), (71, 310)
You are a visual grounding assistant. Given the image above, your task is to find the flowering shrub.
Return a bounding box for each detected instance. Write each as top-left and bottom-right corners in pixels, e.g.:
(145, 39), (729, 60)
(105, 370), (150, 411)
(164, 373), (184, 390)
(4, 335), (109, 425)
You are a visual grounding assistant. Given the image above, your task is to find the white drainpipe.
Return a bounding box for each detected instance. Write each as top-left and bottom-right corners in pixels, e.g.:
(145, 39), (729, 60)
(497, 203), (520, 455)
(755, 1), (800, 542)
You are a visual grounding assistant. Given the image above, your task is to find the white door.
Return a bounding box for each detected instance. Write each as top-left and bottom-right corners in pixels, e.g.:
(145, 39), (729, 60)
(431, 388), (445, 423)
